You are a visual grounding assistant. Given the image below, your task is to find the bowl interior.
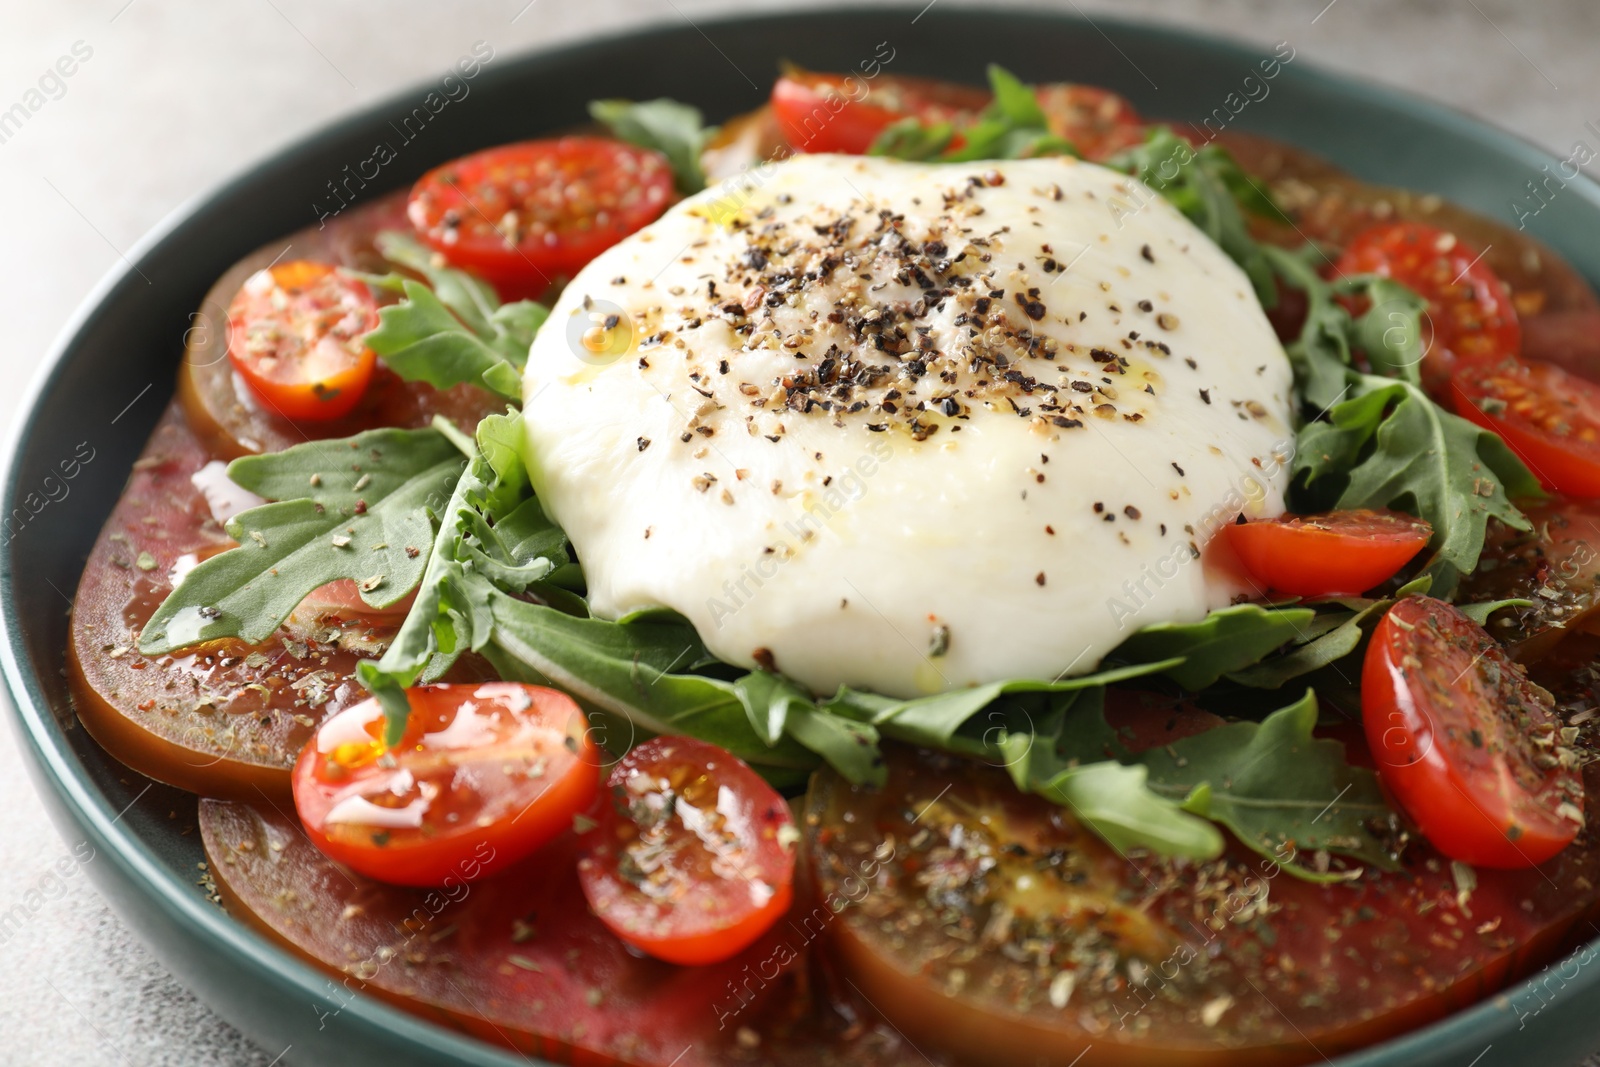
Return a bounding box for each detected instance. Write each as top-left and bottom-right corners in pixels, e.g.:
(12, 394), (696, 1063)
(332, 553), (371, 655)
(5, 8), (1600, 1066)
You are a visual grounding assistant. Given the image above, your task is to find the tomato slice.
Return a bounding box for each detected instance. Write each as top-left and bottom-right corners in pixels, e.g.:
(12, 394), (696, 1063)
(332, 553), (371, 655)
(293, 683), (600, 886)
(225, 260), (379, 422)
(1223, 508), (1432, 597)
(407, 137), (674, 301)
(577, 736), (796, 965)
(1333, 221), (1521, 392)
(1032, 82), (1144, 161)
(771, 70), (990, 155)
(1451, 356), (1600, 497)
(1363, 595), (1583, 868)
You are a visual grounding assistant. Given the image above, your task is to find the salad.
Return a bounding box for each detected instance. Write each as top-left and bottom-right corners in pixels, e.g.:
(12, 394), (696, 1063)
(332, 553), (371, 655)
(65, 58), (1600, 1066)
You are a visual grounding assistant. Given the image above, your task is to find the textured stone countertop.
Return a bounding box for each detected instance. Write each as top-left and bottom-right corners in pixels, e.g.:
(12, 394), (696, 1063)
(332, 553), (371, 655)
(1, 1), (1595, 1064)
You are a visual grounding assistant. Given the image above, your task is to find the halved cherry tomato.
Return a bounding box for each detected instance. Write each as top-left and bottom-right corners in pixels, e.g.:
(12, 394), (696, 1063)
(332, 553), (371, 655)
(1363, 596), (1583, 868)
(292, 683), (600, 887)
(771, 70), (990, 155)
(577, 736), (795, 965)
(407, 137), (674, 301)
(225, 260), (379, 421)
(1452, 356), (1600, 497)
(1333, 221), (1521, 392)
(1223, 508), (1433, 597)
(1033, 82), (1144, 161)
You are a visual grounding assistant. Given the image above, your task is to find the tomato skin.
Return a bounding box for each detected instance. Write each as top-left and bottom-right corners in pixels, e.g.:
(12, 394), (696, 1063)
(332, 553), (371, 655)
(577, 736), (796, 966)
(1363, 596), (1582, 868)
(1223, 508), (1432, 597)
(1032, 82), (1144, 161)
(771, 71), (990, 155)
(1452, 357), (1600, 497)
(293, 683), (600, 887)
(1334, 221), (1521, 392)
(407, 137), (674, 301)
(226, 261), (379, 421)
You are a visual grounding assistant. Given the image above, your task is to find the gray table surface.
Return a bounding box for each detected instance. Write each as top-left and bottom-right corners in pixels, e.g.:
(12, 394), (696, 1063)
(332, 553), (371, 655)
(2, 1), (1596, 1064)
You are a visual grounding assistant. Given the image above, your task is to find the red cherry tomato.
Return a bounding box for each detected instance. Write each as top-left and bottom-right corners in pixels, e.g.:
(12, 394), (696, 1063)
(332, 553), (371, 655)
(1451, 357), (1600, 497)
(771, 70), (990, 155)
(225, 261), (378, 422)
(1223, 509), (1433, 597)
(1362, 596), (1583, 868)
(407, 137), (675, 301)
(577, 736), (796, 965)
(1032, 83), (1144, 161)
(292, 683), (600, 887)
(1333, 221), (1521, 392)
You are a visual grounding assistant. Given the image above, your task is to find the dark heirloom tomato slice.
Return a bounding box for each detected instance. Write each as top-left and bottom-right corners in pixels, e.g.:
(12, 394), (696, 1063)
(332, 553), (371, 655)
(1033, 82), (1144, 161)
(1451, 357), (1600, 497)
(771, 70), (990, 155)
(1524, 309), (1600, 383)
(1333, 221), (1521, 392)
(68, 404), (491, 800)
(180, 192), (500, 460)
(808, 742), (1600, 1067)
(407, 137), (674, 301)
(200, 801), (813, 1067)
(1363, 596), (1583, 868)
(1460, 496), (1600, 661)
(577, 737), (796, 966)
(225, 260), (378, 421)
(292, 683), (600, 887)
(1222, 508), (1432, 597)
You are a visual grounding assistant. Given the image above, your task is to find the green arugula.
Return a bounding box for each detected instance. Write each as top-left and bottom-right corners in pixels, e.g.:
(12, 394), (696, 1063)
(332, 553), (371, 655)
(868, 64), (1074, 163)
(360, 232), (547, 401)
(138, 428), (465, 655)
(1111, 603), (1316, 690)
(589, 98), (713, 194)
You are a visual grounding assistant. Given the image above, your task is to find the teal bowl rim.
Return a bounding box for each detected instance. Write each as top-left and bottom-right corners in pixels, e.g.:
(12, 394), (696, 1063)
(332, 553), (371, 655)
(4, 7), (1599, 1066)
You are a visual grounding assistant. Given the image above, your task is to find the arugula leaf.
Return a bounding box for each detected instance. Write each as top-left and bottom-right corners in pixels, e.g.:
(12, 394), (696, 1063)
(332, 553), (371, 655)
(1296, 375), (1537, 580)
(589, 98), (712, 194)
(869, 117), (956, 161)
(1038, 760), (1224, 859)
(869, 64), (1072, 163)
(1140, 691), (1397, 879)
(1113, 603), (1315, 690)
(138, 428), (464, 655)
(360, 232), (547, 401)
(1106, 128), (1278, 304)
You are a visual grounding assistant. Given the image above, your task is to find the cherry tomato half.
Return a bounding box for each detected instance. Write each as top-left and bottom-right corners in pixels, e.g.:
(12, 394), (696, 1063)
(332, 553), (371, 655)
(407, 137), (675, 301)
(1334, 221), (1521, 393)
(1033, 82), (1144, 161)
(1452, 357), (1600, 497)
(292, 683), (600, 887)
(1362, 596), (1583, 868)
(225, 261), (379, 422)
(771, 70), (990, 155)
(1223, 509), (1433, 597)
(577, 736), (796, 966)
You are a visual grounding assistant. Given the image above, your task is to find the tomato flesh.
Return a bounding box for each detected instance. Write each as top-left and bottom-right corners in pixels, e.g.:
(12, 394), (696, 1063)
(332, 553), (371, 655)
(771, 71), (990, 155)
(1223, 508), (1432, 597)
(1033, 82), (1144, 161)
(1363, 595), (1583, 867)
(1452, 356), (1600, 497)
(226, 260), (378, 421)
(293, 683), (600, 886)
(407, 137), (674, 301)
(577, 736), (796, 965)
(1333, 221), (1521, 392)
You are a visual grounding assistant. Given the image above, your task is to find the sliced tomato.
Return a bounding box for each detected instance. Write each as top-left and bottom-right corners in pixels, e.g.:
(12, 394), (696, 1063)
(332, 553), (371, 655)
(1333, 221), (1521, 392)
(407, 137), (674, 301)
(1452, 356), (1600, 497)
(225, 260), (379, 421)
(1363, 595), (1583, 868)
(292, 683), (600, 887)
(1223, 508), (1432, 597)
(1033, 82), (1144, 161)
(577, 736), (796, 965)
(771, 70), (990, 155)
